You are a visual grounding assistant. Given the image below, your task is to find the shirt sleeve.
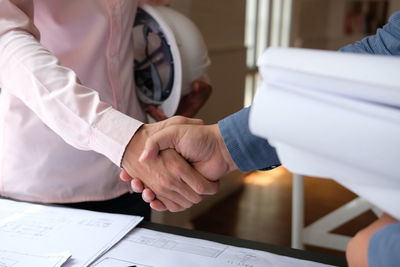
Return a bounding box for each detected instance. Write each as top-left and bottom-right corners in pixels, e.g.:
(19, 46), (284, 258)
(339, 11), (400, 56)
(368, 222), (400, 267)
(218, 107), (280, 172)
(0, 1), (142, 167)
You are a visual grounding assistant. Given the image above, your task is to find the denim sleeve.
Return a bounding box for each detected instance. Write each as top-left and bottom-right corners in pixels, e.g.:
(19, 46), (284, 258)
(368, 222), (400, 267)
(218, 107), (280, 172)
(339, 11), (400, 56)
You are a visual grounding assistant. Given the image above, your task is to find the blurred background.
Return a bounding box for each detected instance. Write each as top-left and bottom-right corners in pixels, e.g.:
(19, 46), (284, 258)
(151, 0), (400, 258)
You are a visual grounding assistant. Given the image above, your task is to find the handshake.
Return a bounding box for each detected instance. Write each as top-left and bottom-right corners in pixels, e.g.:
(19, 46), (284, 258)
(120, 116), (238, 212)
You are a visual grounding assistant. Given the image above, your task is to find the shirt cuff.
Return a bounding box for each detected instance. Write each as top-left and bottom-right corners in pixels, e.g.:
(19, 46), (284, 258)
(90, 108), (143, 167)
(218, 107), (280, 172)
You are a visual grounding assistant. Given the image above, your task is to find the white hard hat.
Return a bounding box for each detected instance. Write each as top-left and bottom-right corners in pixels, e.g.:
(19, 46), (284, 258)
(133, 5), (211, 117)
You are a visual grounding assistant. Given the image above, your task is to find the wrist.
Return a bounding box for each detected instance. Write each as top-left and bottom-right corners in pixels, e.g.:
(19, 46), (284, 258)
(213, 124), (237, 173)
(122, 124), (148, 169)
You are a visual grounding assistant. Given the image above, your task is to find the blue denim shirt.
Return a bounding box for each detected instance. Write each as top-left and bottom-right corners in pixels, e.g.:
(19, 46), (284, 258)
(368, 222), (400, 267)
(340, 10), (400, 56)
(218, 10), (400, 266)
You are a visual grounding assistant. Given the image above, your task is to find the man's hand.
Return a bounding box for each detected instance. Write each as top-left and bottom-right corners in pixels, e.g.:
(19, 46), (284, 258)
(146, 80), (212, 121)
(121, 116), (219, 212)
(140, 124), (236, 179)
(176, 80), (212, 118)
(123, 123), (237, 211)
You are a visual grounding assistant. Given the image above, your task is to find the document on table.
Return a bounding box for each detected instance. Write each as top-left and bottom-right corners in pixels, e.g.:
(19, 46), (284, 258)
(0, 250), (71, 267)
(93, 227), (334, 267)
(0, 198), (143, 267)
(249, 47), (400, 219)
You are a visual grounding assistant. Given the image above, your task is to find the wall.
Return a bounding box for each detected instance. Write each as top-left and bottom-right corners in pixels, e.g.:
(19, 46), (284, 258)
(172, 0), (247, 124)
(291, 0), (398, 51)
(151, 0), (248, 227)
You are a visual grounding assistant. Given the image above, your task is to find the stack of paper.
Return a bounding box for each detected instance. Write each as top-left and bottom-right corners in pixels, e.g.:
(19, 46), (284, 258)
(249, 48), (400, 219)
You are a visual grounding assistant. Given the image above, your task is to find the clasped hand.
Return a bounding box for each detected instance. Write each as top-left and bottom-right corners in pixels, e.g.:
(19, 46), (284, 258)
(121, 116), (220, 212)
(121, 121), (237, 212)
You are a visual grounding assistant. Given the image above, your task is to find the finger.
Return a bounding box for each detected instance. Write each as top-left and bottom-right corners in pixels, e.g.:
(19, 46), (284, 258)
(142, 188), (156, 203)
(146, 105), (168, 121)
(149, 199), (167, 211)
(177, 162), (219, 196)
(130, 178), (145, 193)
(160, 153), (212, 201)
(156, 186), (194, 210)
(192, 79), (212, 88)
(139, 118), (203, 162)
(192, 81), (200, 92)
(152, 108), (167, 121)
(119, 169), (132, 181)
(156, 195), (188, 212)
(140, 149), (204, 207)
(192, 80), (211, 94)
(169, 178), (204, 204)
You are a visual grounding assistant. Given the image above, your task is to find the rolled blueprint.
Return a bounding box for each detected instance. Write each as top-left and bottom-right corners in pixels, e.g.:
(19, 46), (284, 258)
(249, 47), (400, 219)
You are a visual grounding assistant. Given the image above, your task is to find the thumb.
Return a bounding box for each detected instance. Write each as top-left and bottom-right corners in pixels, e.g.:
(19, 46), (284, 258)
(139, 117), (203, 162)
(139, 126), (181, 162)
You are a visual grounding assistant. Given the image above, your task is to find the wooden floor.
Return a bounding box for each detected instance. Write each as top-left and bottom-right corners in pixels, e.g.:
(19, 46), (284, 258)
(192, 167), (378, 258)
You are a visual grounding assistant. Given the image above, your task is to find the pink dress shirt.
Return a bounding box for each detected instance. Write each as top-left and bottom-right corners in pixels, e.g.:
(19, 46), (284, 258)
(0, 0), (147, 203)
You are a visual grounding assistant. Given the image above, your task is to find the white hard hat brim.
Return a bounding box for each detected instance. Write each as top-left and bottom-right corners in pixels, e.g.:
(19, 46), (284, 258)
(139, 5), (183, 118)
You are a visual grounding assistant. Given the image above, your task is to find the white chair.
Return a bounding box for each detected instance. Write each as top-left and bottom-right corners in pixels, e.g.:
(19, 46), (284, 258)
(291, 174), (382, 251)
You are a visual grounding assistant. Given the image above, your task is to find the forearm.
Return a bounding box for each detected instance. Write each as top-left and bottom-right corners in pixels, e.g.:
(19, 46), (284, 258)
(0, 29), (142, 166)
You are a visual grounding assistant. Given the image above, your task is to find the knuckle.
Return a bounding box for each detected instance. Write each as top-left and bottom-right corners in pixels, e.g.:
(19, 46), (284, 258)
(181, 199), (192, 208)
(210, 183), (219, 194)
(176, 206), (186, 212)
(169, 161), (183, 175)
(171, 115), (186, 124)
(168, 204), (180, 213)
(183, 202), (193, 209)
(180, 202), (189, 209)
(194, 184), (206, 195)
(152, 184), (165, 195)
(158, 175), (169, 186)
(193, 195), (203, 204)
(173, 163), (185, 175)
(161, 177), (175, 189)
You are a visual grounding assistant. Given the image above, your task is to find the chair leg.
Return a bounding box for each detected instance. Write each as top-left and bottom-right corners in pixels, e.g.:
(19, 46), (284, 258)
(291, 174), (304, 249)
